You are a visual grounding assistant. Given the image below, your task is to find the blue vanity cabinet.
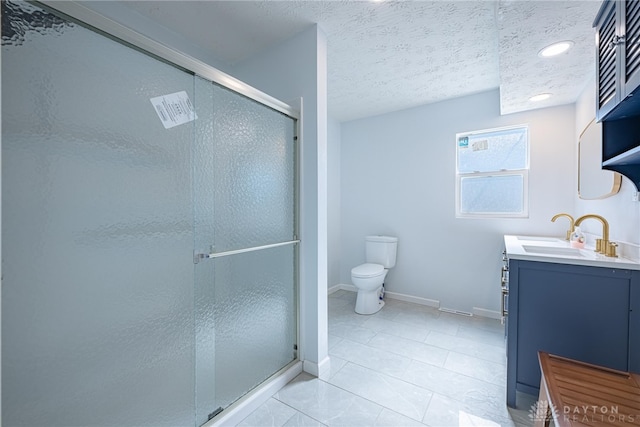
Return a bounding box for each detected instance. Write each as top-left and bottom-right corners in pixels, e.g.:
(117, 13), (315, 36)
(631, 278), (640, 373)
(506, 259), (640, 407)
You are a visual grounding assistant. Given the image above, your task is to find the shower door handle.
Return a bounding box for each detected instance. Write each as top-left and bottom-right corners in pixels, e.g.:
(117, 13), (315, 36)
(194, 239), (300, 264)
(194, 252), (214, 263)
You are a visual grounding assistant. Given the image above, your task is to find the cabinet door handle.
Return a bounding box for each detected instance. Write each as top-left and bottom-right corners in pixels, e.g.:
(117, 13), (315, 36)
(610, 34), (626, 48)
(501, 288), (509, 317)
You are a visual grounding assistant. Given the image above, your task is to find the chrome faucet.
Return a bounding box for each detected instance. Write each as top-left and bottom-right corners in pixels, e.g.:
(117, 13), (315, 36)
(574, 214), (614, 256)
(551, 213), (575, 241)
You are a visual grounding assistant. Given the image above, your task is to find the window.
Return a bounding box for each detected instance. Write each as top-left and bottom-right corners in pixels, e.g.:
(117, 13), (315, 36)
(455, 125), (529, 218)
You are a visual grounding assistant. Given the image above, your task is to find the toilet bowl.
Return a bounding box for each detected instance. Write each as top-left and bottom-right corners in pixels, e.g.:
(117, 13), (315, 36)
(351, 235), (398, 315)
(351, 263), (388, 314)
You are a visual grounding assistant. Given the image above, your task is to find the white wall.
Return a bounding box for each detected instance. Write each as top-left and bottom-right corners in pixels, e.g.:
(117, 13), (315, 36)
(339, 89), (576, 315)
(328, 117), (342, 289)
(232, 26), (330, 378)
(574, 76), (640, 256)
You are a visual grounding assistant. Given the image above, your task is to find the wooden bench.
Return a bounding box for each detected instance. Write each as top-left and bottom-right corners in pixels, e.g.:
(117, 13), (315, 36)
(535, 351), (640, 426)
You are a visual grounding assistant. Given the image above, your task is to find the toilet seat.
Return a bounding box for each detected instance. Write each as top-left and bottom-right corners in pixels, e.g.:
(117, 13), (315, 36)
(351, 263), (385, 278)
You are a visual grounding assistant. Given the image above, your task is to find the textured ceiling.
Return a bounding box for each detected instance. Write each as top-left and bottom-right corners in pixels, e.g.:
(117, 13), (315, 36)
(497, 1), (601, 115)
(120, 1), (601, 122)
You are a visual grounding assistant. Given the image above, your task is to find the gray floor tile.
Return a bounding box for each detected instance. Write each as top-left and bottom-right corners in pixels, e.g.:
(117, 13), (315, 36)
(367, 333), (449, 367)
(393, 311), (460, 335)
(443, 351), (506, 386)
(401, 359), (505, 410)
(467, 316), (505, 333)
(328, 334), (343, 351)
(237, 398), (297, 427)
(328, 355), (348, 379)
(275, 375), (383, 426)
(328, 322), (377, 344)
(423, 393), (516, 426)
(328, 310), (369, 328)
(424, 330), (506, 366)
(375, 300), (435, 320)
(283, 411), (327, 427)
(329, 338), (412, 378)
(456, 325), (506, 347)
(238, 292), (517, 427)
(329, 362), (432, 421)
(362, 316), (430, 343)
(374, 408), (426, 426)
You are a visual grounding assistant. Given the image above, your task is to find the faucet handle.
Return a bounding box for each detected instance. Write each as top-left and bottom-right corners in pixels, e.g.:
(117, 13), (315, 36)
(595, 239), (603, 253)
(606, 242), (618, 258)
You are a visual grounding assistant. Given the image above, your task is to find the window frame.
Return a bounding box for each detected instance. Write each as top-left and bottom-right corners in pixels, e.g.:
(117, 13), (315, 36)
(455, 124), (530, 219)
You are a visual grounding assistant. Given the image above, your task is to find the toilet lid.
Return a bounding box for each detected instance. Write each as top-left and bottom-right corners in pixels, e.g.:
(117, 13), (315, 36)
(351, 263), (384, 278)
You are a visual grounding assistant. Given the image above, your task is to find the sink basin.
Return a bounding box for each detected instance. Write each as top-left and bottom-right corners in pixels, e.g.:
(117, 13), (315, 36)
(522, 245), (585, 257)
(516, 236), (562, 243)
(506, 235), (640, 269)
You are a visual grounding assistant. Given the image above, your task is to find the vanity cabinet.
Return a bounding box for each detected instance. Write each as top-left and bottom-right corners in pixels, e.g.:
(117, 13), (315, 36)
(594, 0), (640, 189)
(506, 259), (640, 407)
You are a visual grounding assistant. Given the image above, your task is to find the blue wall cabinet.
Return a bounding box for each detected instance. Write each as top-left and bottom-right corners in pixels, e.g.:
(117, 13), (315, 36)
(594, 0), (640, 190)
(595, 0), (640, 121)
(506, 259), (640, 407)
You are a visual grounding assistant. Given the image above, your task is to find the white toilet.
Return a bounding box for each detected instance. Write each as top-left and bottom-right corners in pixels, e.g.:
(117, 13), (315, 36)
(351, 235), (398, 315)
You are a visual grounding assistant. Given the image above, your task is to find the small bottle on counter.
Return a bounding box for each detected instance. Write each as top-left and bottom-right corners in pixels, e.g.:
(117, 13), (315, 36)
(570, 226), (586, 249)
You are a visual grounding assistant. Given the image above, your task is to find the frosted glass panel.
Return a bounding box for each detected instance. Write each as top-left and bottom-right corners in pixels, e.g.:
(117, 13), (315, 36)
(457, 127), (528, 173)
(2, 2), (195, 425)
(210, 84), (296, 253)
(4, 2), (298, 425)
(460, 175), (524, 214)
(194, 77), (298, 423)
(196, 246), (296, 421)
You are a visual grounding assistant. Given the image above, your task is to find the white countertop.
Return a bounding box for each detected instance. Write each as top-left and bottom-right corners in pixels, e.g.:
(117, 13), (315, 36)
(504, 235), (640, 270)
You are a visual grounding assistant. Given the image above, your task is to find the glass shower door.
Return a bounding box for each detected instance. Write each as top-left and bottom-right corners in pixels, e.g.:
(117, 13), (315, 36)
(2, 1), (197, 425)
(193, 79), (298, 425)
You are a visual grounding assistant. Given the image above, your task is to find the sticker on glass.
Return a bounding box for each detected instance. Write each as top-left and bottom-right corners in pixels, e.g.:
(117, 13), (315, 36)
(150, 91), (197, 129)
(458, 136), (469, 148)
(472, 139), (489, 151)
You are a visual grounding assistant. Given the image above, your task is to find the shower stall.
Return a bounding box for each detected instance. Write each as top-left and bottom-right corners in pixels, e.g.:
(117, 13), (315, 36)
(2, 1), (300, 425)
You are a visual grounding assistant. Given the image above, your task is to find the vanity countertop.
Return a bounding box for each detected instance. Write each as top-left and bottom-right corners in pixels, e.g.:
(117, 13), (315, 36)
(504, 235), (640, 270)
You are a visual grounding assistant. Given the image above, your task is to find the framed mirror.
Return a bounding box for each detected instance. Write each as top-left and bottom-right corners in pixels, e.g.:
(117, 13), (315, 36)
(578, 118), (621, 200)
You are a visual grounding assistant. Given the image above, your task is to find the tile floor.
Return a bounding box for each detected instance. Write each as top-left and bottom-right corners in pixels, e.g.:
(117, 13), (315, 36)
(237, 290), (538, 426)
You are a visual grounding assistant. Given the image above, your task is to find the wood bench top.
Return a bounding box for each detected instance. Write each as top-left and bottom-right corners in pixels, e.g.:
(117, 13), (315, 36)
(538, 351), (640, 426)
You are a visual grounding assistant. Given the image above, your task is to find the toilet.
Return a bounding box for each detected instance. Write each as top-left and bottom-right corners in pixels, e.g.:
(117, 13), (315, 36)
(351, 235), (398, 315)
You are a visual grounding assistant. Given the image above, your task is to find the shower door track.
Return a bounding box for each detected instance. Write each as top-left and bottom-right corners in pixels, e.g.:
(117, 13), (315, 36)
(33, 1), (299, 121)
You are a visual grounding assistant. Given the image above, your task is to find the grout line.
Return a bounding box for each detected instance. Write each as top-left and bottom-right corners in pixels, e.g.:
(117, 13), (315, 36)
(326, 361), (434, 424)
(271, 398), (327, 427)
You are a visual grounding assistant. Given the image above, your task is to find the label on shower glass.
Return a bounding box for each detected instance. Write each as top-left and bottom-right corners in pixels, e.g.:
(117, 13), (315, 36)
(150, 91), (197, 129)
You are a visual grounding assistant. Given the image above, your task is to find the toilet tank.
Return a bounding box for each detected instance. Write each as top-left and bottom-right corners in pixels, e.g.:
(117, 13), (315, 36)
(365, 235), (398, 268)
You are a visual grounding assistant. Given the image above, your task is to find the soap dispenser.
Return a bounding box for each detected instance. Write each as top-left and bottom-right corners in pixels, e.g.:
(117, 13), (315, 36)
(569, 227), (586, 249)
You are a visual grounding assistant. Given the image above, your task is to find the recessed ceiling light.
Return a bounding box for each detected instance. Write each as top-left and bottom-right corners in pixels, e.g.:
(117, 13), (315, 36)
(529, 93), (552, 102)
(538, 41), (574, 58)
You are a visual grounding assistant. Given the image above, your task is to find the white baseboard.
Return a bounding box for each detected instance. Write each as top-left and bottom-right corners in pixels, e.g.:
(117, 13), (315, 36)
(328, 283), (356, 294)
(209, 361), (302, 427)
(472, 307), (502, 320)
(303, 355), (331, 380)
(329, 284), (499, 320)
(384, 291), (440, 308)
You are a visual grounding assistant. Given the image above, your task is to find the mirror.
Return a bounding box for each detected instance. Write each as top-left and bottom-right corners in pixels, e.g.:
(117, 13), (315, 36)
(578, 118), (621, 200)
